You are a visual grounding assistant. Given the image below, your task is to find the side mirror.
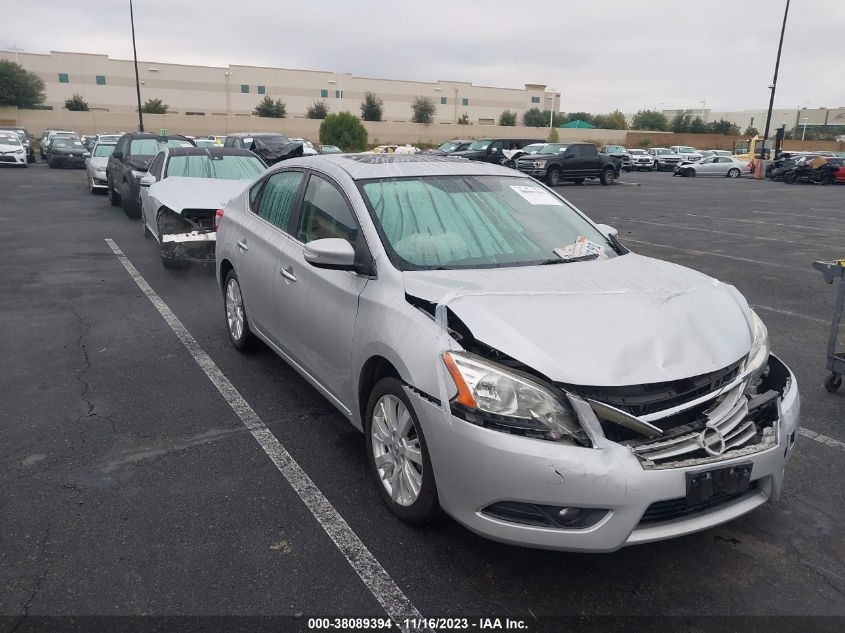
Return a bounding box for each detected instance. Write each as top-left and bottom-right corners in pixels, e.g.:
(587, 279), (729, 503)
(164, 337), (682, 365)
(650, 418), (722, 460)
(140, 174), (155, 187)
(304, 238), (356, 270)
(112, 150), (123, 159)
(490, 147), (498, 153)
(595, 223), (619, 239)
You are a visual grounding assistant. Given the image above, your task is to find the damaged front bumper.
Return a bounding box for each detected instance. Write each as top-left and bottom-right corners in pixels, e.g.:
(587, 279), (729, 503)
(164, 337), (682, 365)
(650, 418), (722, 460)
(411, 355), (800, 552)
(161, 231), (216, 263)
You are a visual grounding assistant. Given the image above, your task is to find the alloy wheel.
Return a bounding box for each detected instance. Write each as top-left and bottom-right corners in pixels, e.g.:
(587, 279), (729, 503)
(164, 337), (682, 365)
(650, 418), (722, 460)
(225, 279), (245, 341)
(370, 394), (423, 507)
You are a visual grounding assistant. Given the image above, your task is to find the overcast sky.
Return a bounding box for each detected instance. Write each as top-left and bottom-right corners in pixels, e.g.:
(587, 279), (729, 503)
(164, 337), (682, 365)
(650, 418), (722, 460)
(4, 0), (843, 113)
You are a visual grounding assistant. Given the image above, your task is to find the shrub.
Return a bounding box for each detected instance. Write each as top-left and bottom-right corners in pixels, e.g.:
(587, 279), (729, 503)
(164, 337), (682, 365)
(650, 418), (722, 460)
(522, 107), (547, 127)
(547, 128), (559, 142)
(141, 98), (169, 114)
(457, 112), (470, 125)
(319, 112), (368, 151)
(307, 100), (328, 119)
(630, 110), (668, 131)
(637, 138), (653, 148)
(411, 96), (436, 124)
(252, 96), (286, 118)
(64, 92), (89, 111)
(360, 92), (384, 122)
(498, 110), (516, 126)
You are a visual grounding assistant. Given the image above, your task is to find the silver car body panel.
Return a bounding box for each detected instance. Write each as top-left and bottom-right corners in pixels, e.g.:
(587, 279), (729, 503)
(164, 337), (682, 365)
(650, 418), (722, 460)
(215, 154), (801, 551)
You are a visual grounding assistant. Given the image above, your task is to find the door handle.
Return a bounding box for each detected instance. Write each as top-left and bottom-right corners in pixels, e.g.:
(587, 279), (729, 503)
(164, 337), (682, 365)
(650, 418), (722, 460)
(280, 266), (297, 283)
(236, 239), (248, 251)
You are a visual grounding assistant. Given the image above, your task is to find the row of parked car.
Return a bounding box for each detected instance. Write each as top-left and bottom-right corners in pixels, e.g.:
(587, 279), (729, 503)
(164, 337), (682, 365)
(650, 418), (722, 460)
(69, 128), (801, 553)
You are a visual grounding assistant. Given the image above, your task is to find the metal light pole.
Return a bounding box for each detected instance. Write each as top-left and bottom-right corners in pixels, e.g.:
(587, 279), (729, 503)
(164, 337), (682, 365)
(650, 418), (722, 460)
(761, 0), (790, 158)
(801, 117), (808, 141)
(546, 88), (556, 129)
(129, 0), (144, 132)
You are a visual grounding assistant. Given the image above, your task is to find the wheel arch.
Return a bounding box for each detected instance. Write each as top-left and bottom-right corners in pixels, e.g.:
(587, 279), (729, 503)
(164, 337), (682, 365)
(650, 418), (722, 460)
(357, 355), (402, 430)
(219, 258), (235, 293)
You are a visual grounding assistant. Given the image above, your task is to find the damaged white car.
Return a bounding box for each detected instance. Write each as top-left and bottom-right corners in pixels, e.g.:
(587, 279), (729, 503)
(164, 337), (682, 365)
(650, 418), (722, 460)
(140, 147), (266, 268)
(216, 155), (800, 552)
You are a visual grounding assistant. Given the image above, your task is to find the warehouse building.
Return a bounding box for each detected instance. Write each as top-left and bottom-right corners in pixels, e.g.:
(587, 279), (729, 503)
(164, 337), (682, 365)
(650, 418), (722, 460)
(0, 50), (561, 125)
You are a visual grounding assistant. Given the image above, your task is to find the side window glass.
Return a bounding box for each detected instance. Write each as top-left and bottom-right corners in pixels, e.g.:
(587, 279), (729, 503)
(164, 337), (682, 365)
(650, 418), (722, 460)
(256, 171), (304, 232)
(296, 175), (358, 245)
(149, 154), (165, 179)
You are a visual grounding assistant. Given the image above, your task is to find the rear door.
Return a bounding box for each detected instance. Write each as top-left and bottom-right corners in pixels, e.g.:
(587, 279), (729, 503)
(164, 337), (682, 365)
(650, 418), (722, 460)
(235, 169), (306, 343)
(274, 171), (370, 409)
(141, 152), (166, 236)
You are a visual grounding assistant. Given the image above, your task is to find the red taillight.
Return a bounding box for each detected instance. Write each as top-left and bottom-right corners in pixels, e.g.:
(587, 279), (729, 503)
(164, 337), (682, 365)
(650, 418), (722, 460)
(213, 208), (224, 231)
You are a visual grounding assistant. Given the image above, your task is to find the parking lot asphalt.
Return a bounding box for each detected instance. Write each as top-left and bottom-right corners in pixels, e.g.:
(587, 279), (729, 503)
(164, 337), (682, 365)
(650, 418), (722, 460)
(2, 163), (844, 628)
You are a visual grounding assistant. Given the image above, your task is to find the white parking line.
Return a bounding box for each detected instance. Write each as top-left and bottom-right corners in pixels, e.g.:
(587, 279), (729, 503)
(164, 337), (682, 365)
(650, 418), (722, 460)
(610, 217), (842, 249)
(104, 239), (427, 632)
(752, 209), (843, 222)
(625, 238), (805, 271)
(684, 213), (845, 235)
(799, 428), (845, 453)
(751, 304), (833, 325)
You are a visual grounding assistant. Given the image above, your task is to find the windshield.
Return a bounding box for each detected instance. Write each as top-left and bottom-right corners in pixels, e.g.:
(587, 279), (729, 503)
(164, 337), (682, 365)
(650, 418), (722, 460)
(605, 146), (625, 153)
(320, 145), (342, 154)
(360, 175), (618, 270)
(195, 139), (217, 147)
(53, 139), (83, 148)
(676, 146), (696, 153)
(654, 149), (672, 155)
(0, 135), (21, 145)
(468, 140), (491, 151)
(165, 154), (265, 180)
(93, 144), (115, 157)
(98, 135), (121, 143)
(437, 142), (459, 152)
(538, 143), (567, 154)
(130, 138), (192, 155)
(629, 149), (645, 155)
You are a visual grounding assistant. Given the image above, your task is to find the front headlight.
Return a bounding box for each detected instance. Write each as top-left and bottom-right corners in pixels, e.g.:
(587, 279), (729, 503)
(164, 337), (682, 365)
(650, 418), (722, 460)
(746, 311), (770, 385)
(83, 151), (90, 157)
(443, 351), (587, 444)
(533, 159), (547, 168)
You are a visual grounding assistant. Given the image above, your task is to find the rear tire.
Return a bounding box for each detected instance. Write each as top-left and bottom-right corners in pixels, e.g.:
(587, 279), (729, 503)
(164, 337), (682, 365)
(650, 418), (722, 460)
(546, 168), (562, 187)
(223, 270), (255, 351)
(824, 374), (842, 393)
(365, 377), (439, 525)
(108, 181), (121, 206)
(600, 168), (615, 185)
(727, 168), (741, 178)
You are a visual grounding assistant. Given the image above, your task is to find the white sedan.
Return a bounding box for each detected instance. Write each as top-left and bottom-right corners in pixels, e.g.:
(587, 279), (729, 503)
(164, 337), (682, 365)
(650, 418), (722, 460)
(674, 155), (751, 178)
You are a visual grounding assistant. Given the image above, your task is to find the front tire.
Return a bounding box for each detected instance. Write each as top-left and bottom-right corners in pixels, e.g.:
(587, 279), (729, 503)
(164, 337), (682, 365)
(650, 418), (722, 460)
(546, 167), (562, 187)
(365, 378), (438, 525)
(685, 168), (696, 177)
(223, 270), (255, 350)
(600, 168), (615, 185)
(121, 180), (140, 218)
(108, 180), (122, 206)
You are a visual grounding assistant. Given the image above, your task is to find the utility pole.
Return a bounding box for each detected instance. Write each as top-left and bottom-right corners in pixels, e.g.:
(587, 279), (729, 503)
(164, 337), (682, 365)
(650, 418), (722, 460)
(130, 0), (144, 132)
(761, 0), (790, 158)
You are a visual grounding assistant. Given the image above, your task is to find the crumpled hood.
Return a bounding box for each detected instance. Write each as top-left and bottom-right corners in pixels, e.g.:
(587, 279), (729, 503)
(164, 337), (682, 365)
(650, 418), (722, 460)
(403, 254), (754, 386)
(126, 155), (154, 170)
(89, 157), (108, 169)
(147, 177), (249, 213)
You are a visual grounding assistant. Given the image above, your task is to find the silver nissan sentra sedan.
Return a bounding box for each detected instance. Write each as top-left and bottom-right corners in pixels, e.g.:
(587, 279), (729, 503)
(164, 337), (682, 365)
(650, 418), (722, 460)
(215, 154), (800, 552)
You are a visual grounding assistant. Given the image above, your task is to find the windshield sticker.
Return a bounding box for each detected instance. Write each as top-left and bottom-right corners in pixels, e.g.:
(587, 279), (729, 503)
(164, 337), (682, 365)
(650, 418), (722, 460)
(554, 236), (606, 260)
(509, 185), (563, 206)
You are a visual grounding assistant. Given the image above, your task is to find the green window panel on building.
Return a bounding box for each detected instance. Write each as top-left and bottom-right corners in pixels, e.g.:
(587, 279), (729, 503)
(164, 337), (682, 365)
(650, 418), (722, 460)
(320, 89), (328, 98)
(58, 73), (69, 83)
(440, 97), (447, 105)
(257, 85), (266, 94)
(531, 96), (540, 103)
(96, 75), (106, 85)
(462, 98), (469, 106)
(241, 84), (249, 93)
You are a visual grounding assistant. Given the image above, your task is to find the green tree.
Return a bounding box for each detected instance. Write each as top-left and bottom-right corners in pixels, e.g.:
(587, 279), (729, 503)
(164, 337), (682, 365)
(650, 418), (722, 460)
(306, 100), (329, 119)
(319, 112), (368, 151)
(252, 95), (286, 118)
(689, 116), (707, 133)
(141, 98), (169, 114)
(411, 96), (436, 124)
(637, 138), (653, 148)
(360, 91), (383, 122)
(0, 60), (46, 108)
(64, 92), (89, 111)
(670, 110), (693, 133)
(744, 125), (759, 136)
(522, 107), (547, 127)
(592, 110), (628, 130)
(708, 118), (741, 135)
(630, 110), (668, 131)
(498, 110), (517, 126)
(547, 128), (559, 142)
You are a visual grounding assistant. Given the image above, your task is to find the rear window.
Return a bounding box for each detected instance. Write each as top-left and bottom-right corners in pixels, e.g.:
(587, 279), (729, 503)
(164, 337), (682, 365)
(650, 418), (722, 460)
(129, 138), (192, 155)
(165, 154), (265, 180)
(93, 144), (115, 157)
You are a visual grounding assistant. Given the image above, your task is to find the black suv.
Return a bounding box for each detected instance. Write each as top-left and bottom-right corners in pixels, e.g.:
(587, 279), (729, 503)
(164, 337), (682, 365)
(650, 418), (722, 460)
(449, 138), (543, 164)
(516, 142), (618, 186)
(106, 133), (194, 218)
(0, 126), (35, 163)
(223, 133), (303, 165)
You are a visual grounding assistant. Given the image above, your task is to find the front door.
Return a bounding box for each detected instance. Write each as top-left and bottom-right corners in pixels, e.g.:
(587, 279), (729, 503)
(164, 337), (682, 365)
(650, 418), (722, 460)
(274, 172), (369, 409)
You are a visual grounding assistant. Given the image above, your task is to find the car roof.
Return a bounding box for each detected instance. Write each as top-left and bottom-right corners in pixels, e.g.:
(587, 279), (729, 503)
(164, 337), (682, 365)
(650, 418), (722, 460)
(124, 133), (192, 140)
(164, 147), (257, 157)
(279, 153), (521, 180)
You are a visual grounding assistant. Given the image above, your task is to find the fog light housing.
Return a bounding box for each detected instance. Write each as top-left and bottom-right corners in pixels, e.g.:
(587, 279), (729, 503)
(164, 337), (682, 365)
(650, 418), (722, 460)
(482, 501), (608, 529)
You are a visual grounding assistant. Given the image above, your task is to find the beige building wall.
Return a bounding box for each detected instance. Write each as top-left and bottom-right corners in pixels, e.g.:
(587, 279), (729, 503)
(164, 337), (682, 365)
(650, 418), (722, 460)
(656, 107), (845, 133)
(1, 50), (560, 125)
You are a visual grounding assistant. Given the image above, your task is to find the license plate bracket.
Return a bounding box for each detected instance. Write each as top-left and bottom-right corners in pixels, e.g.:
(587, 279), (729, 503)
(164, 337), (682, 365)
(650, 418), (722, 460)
(685, 463), (752, 505)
